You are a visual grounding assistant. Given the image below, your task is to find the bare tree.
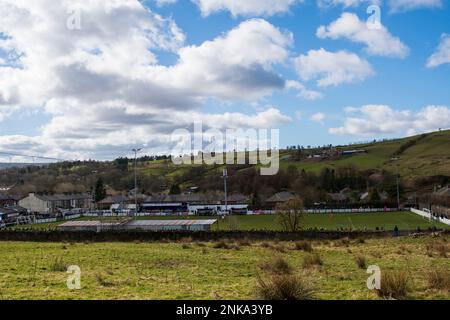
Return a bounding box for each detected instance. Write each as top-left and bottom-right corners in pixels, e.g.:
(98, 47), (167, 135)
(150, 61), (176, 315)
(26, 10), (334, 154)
(276, 198), (305, 232)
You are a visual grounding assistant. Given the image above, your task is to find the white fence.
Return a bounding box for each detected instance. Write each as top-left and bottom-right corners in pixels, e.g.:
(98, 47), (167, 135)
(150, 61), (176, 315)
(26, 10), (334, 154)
(411, 208), (450, 226)
(34, 218), (57, 224)
(305, 208), (398, 214)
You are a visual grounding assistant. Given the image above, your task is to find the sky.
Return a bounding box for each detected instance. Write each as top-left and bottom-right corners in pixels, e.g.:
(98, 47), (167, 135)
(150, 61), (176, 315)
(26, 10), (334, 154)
(0, 0), (449, 162)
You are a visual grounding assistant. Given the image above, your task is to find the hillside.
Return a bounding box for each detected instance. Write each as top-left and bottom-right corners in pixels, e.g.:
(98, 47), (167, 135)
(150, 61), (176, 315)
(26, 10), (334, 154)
(280, 129), (450, 177)
(1, 130), (449, 198)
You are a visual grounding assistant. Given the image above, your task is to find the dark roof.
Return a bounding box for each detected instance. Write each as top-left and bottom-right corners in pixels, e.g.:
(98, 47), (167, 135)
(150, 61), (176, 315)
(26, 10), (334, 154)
(0, 193), (14, 201)
(266, 192), (296, 203)
(34, 193), (91, 201)
(98, 195), (129, 204)
(435, 186), (450, 197)
(227, 193), (250, 203)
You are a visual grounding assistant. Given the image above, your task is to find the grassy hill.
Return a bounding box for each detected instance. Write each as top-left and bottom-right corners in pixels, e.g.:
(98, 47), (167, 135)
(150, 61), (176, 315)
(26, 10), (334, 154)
(279, 130), (450, 178)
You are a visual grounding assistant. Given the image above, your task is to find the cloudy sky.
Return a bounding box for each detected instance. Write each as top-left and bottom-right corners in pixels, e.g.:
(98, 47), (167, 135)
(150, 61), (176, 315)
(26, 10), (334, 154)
(0, 0), (449, 161)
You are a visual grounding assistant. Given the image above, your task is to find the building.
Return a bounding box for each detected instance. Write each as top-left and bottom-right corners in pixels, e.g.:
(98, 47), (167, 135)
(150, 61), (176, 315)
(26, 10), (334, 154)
(265, 191), (297, 209)
(97, 195), (130, 210)
(0, 193), (18, 207)
(0, 206), (27, 223)
(19, 193), (91, 214)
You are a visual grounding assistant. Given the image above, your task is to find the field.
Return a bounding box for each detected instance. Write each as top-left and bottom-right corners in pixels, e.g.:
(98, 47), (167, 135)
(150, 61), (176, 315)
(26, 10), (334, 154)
(0, 235), (448, 300)
(10, 211), (450, 232)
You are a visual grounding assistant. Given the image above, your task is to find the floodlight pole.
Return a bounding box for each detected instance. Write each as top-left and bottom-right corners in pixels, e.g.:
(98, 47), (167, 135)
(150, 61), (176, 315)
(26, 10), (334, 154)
(223, 168), (228, 215)
(133, 148), (142, 220)
(391, 158), (400, 210)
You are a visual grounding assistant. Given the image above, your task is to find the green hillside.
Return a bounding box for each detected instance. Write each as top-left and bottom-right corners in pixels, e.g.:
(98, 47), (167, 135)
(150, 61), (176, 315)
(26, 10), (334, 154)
(280, 129), (450, 177)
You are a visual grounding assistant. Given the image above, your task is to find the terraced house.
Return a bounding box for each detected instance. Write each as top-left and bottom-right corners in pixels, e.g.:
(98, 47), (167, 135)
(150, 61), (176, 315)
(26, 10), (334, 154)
(19, 193), (92, 214)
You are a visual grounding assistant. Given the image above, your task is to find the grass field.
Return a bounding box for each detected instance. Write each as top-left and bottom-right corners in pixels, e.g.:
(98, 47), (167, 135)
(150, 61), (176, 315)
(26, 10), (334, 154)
(9, 211), (449, 232)
(0, 236), (448, 300)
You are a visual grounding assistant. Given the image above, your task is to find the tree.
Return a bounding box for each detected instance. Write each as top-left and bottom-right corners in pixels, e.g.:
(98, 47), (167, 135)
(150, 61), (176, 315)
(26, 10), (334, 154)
(276, 198), (305, 232)
(94, 178), (107, 203)
(114, 157), (129, 172)
(169, 184), (181, 195)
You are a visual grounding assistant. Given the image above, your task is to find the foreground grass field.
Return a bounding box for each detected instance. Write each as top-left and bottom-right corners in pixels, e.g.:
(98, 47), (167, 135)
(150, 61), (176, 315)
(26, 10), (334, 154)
(10, 211), (449, 232)
(0, 236), (448, 300)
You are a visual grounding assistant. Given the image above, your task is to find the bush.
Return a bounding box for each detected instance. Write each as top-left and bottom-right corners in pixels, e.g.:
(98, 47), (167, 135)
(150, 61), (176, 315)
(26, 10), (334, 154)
(293, 241), (313, 253)
(302, 254), (323, 269)
(428, 270), (450, 291)
(377, 271), (410, 300)
(355, 255), (367, 269)
(256, 274), (314, 300)
(259, 257), (293, 275)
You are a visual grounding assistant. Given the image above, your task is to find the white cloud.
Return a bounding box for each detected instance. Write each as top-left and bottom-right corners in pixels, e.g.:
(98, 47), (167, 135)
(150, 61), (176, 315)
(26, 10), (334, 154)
(193, 0), (302, 17)
(285, 80), (323, 101)
(330, 104), (450, 136)
(317, 12), (409, 58)
(311, 112), (326, 123)
(155, 0), (177, 6)
(317, 0), (380, 8)
(427, 33), (450, 68)
(294, 48), (374, 87)
(0, 1), (293, 159)
(157, 19), (294, 101)
(388, 0), (443, 12)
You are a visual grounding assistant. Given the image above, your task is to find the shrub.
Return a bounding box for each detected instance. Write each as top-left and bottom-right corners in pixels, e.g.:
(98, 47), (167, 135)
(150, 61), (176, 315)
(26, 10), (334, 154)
(256, 274), (314, 300)
(377, 271), (410, 300)
(237, 239), (252, 247)
(50, 258), (68, 272)
(213, 241), (231, 250)
(427, 270), (450, 291)
(294, 241), (313, 253)
(302, 254), (323, 269)
(335, 238), (350, 247)
(259, 257), (293, 275)
(355, 255), (367, 269)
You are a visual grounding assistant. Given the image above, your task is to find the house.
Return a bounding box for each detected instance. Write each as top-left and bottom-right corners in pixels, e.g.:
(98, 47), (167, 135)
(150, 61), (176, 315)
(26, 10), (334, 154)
(265, 191), (297, 209)
(97, 195), (130, 210)
(328, 188), (353, 203)
(434, 186), (450, 197)
(341, 150), (367, 156)
(0, 193), (18, 207)
(19, 193), (91, 214)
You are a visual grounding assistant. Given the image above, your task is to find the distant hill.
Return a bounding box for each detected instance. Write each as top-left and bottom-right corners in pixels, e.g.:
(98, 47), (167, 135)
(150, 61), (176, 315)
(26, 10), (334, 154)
(1, 130), (449, 197)
(0, 163), (44, 169)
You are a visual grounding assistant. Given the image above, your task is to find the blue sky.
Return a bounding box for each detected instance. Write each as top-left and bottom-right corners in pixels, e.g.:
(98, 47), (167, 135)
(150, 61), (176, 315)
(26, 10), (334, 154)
(0, 0), (449, 161)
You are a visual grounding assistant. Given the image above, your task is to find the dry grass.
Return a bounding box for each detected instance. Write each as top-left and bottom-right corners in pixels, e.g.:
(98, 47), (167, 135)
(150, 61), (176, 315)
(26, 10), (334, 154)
(355, 255), (367, 269)
(49, 258), (68, 272)
(256, 274), (315, 300)
(377, 271), (410, 300)
(302, 254), (323, 269)
(259, 257), (293, 275)
(426, 241), (448, 258)
(293, 241), (313, 253)
(427, 270), (450, 291)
